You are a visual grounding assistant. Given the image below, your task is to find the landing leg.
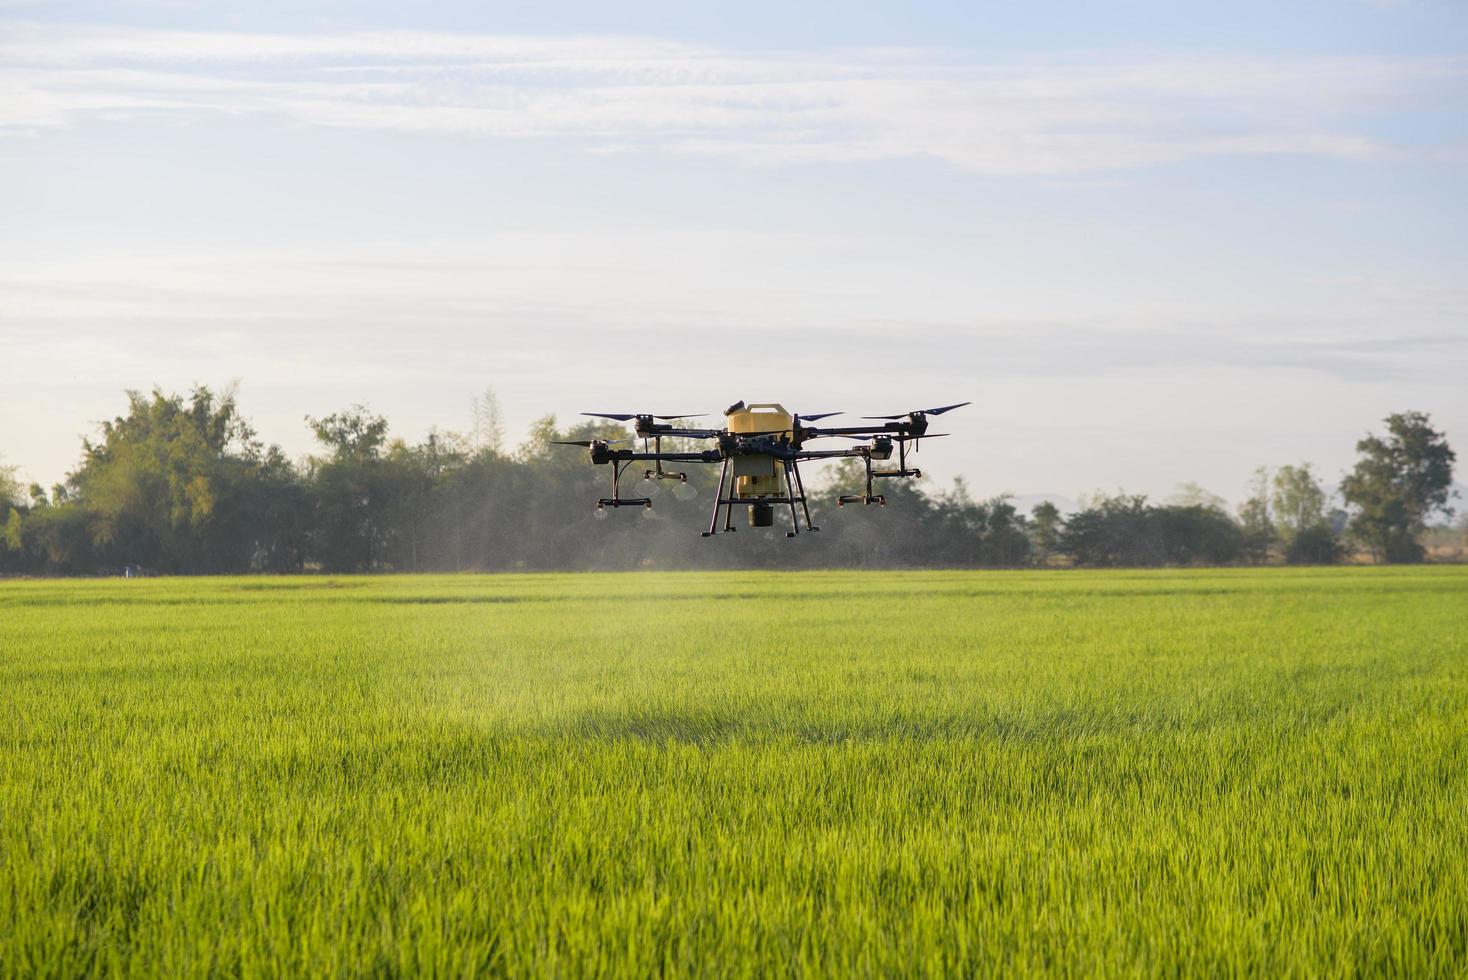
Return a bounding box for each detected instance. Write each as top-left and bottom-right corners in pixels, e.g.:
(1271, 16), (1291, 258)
(836, 451), (886, 506)
(792, 460), (818, 531)
(702, 458), (729, 537)
(782, 461), (801, 537)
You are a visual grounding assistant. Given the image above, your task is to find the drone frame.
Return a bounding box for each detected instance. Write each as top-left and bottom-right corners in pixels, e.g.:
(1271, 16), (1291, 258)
(558, 402), (968, 537)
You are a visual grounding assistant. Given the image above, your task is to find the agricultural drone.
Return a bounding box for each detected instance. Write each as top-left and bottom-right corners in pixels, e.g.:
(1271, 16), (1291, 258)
(555, 401), (968, 537)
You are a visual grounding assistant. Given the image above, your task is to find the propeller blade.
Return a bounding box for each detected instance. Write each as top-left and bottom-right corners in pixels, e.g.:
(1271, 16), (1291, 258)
(552, 439), (632, 447)
(581, 412), (706, 421)
(797, 412), (843, 422)
(898, 433), (949, 440)
(862, 401), (970, 420)
(925, 402), (971, 416)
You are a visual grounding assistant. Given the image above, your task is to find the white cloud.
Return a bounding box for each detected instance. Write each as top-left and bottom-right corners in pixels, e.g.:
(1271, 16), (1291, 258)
(5, 238), (1464, 384)
(1, 25), (1461, 173)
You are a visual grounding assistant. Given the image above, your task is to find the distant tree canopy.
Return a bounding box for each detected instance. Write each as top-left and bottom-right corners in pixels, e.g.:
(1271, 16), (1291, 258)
(1339, 412), (1456, 563)
(0, 394), (1456, 574)
(3, 389), (302, 575)
(1235, 467), (1274, 565)
(1058, 494), (1245, 568)
(1271, 464), (1343, 565)
(0, 462), (19, 508)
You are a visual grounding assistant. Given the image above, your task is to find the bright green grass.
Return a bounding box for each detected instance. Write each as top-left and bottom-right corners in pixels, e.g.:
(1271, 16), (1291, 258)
(2, 568), (1466, 977)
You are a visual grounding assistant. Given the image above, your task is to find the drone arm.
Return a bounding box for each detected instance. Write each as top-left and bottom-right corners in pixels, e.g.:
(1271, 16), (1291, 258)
(803, 422), (911, 439)
(791, 448), (870, 460)
(603, 450), (720, 463)
(644, 427), (724, 440)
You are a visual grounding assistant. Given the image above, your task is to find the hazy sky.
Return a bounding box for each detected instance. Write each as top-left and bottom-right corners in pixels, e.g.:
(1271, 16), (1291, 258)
(3, 0), (1466, 506)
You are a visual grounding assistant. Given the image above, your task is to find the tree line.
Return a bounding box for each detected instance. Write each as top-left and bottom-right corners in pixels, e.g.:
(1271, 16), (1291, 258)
(0, 388), (1456, 575)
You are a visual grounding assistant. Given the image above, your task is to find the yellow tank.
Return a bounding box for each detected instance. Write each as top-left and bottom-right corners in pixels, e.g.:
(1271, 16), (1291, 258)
(726, 403), (791, 498)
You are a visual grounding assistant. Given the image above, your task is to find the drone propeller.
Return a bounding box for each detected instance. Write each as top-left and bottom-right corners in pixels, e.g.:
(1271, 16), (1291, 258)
(551, 438), (633, 447)
(861, 401), (971, 420)
(738, 413), (843, 437)
(581, 412), (705, 422)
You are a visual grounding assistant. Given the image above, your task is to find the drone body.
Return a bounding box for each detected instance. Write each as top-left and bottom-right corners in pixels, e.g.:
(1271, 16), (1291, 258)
(555, 400), (969, 537)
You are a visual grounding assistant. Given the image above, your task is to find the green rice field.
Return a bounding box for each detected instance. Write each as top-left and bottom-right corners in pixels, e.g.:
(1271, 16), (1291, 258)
(2, 567), (1466, 977)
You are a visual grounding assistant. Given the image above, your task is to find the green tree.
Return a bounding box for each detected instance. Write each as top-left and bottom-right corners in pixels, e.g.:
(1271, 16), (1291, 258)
(1154, 504), (1246, 565)
(68, 387), (294, 572)
(471, 387), (506, 455)
(518, 414), (563, 463)
(1236, 466), (1275, 564)
(305, 406), (392, 572)
(308, 407), (389, 463)
(1061, 494), (1157, 567)
(248, 445), (310, 572)
(0, 461), (19, 508)
(1169, 482), (1228, 511)
(0, 461), (22, 571)
(12, 503), (94, 573)
(1271, 463), (1341, 564)
(4, 509), (21, 553)
(979, 496), (1031, 566)
(1061, 493), (1244, 567)
(1030, 501), (1062, 565)
(1271, 464), (1327, 542)
(380, 432), (469, 573)
(1340, 412), (1456, 563)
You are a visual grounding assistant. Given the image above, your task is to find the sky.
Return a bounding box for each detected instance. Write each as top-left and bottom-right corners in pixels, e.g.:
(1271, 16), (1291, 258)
(2, 0), (1466, 508)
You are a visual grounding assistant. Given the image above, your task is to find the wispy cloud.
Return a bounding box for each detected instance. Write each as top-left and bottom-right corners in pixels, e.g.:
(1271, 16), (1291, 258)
(1, 25), (1461, 173)
(5, 240), (1464, 389)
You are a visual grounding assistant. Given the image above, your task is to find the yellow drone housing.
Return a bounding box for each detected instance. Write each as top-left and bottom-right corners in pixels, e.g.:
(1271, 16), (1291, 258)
(726, 403), (791, 498)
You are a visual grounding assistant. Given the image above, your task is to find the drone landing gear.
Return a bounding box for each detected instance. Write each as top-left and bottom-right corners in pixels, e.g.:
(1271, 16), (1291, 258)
(598, 460), (652, 512)
(837, 495), (886, 506)
(702, 459), (818, 538)
(871, 435), (922, 482)
(837, 452), (888, 507)
(782, 459), (818, 536)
